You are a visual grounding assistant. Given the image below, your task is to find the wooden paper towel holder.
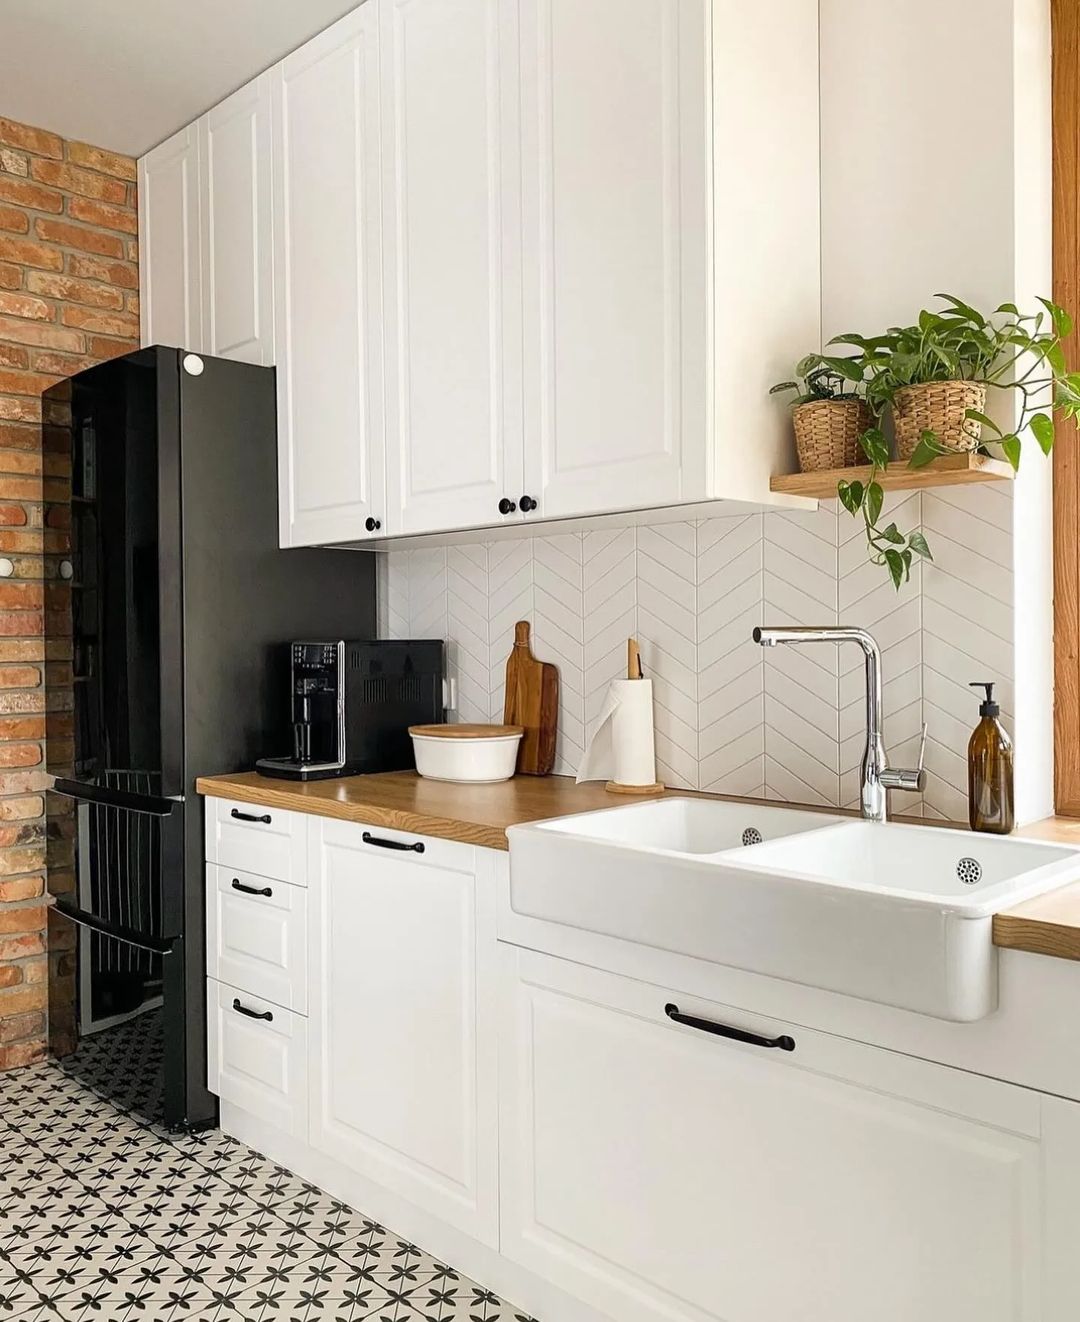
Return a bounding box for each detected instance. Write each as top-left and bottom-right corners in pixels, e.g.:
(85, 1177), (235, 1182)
(605, 638), (664, 795)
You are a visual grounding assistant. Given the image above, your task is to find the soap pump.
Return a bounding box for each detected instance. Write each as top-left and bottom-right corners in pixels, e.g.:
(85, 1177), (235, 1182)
(967, 682), (1014, 835)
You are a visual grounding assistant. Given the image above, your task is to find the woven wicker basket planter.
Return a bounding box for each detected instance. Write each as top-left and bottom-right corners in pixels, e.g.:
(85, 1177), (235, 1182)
(893, 381), (986, 460)
(791, 399), (872, 472)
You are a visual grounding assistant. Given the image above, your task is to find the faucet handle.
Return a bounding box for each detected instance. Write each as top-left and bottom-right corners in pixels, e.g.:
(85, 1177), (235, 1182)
(879, 723), (928, 796)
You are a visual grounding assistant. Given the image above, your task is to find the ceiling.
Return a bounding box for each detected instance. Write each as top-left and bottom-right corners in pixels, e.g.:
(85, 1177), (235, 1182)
(0, 0), (362, 158)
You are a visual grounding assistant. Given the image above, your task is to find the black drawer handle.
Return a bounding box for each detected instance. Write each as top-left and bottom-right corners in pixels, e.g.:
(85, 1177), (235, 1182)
(232, 998), (273, 1022)
(231, 878), (272, 898)
(664, 1003), (795, 1053)
(231, 808), (271, 825)
(362, 830), (424, 854)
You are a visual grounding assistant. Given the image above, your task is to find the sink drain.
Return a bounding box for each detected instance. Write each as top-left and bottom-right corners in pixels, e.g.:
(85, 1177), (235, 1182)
(742, 827), (763, 846)
(957, 857), (982, 885)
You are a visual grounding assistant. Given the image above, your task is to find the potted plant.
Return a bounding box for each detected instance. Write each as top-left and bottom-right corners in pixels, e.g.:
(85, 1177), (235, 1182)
(794, 294), (1080, 589)
(770, 360), (871, 473)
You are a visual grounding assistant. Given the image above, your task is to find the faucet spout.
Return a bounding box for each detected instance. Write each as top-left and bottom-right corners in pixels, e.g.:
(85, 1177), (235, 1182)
(752, 624), (923, 823)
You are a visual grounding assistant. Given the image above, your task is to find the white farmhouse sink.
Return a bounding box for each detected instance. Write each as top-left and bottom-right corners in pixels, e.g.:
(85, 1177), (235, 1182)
(507, 799), (1080, 1021)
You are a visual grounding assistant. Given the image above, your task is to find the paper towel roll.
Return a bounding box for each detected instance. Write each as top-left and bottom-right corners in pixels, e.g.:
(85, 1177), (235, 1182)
(576, 678), (658, 787)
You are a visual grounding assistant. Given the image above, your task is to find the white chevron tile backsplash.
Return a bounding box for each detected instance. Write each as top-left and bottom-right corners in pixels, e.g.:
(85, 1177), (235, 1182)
(378, 484), (1015, 821)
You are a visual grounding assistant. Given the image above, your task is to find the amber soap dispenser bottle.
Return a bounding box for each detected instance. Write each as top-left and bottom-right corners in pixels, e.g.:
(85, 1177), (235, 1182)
(967, 682), (1014, 834)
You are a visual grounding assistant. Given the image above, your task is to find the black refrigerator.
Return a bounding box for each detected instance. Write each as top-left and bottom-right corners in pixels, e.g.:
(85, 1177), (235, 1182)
(43, 346), (376, 1131)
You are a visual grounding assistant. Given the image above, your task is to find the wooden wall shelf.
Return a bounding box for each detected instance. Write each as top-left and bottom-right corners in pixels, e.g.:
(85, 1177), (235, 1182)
(769, 453), (1015, 500)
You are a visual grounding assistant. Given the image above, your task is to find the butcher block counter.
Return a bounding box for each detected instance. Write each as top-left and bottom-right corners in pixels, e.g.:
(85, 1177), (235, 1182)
(196, 771), (1080, 963)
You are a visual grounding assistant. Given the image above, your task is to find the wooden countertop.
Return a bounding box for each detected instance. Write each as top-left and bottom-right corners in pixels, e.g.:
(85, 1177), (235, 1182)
(196, 769), (669, 852)
(196, 770), (1080, 964)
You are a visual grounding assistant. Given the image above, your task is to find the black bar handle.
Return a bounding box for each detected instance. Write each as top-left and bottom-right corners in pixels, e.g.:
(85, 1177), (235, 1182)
(51, 896), (176, 955)
(231, 878), (272, 898)
(664, 1003), (795, 1053)
(51, 777), (176, 817)
(232, 998), (273, 1022)
(362, 830), (424, 854)
(231, 808), (271, 825)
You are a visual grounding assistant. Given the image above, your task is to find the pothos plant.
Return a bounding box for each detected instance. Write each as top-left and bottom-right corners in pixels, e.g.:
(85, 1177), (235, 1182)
(801, 294), (1080, 589)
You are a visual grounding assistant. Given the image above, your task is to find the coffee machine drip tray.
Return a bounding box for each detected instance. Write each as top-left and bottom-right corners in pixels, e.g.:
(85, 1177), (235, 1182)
(254, 755), (346, 782)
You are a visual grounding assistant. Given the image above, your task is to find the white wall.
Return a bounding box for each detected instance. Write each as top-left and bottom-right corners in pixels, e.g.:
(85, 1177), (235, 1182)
(820, 0), (1053, 822)
(379, 483), (1013, 823)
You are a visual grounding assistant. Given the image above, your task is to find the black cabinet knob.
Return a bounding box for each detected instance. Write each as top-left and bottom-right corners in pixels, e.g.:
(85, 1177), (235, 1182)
(365, 517), (381, 532)
(498, 498), (517, 515)
(520, 495), (538, 513)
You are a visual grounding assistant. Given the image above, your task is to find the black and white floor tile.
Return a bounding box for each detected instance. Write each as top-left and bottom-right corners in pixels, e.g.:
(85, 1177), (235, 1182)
(0, 1019), (537, 1321)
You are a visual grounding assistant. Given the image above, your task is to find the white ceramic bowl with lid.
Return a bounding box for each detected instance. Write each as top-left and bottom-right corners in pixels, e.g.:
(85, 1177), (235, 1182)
(409, 724), (524, 783)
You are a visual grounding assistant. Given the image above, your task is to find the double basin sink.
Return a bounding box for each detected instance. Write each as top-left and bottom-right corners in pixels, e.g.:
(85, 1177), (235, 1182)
(507, 798), (1080, 1021)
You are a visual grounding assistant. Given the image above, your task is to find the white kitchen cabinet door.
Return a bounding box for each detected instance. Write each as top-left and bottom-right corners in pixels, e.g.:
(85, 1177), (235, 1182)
(308, 819), (497, 1246)
(499, 946), (1080, 1322)
(138, 124), (203, 352)
(273, 7), (385, 548)
(380, 0), (523, 535)
(518, 0), (708, 521)
(199, 73), (275, 366)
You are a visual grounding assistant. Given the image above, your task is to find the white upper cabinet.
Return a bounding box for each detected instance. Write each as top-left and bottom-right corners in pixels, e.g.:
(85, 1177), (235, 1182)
(381, 0), (523, 535)
(138, 0), (821, 544)
(139, 124), (203, 352)
(519, 0), (709, 521)
(272, 7), (386, 547)
(199, 73), (275, 366)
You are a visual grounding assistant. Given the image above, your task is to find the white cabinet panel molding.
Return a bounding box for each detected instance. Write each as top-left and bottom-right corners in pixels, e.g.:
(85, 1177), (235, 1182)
(139, 124), (203, 352)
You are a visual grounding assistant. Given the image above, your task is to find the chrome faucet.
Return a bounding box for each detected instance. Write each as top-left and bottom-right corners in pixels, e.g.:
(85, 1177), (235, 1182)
(752, 625), (926, 823)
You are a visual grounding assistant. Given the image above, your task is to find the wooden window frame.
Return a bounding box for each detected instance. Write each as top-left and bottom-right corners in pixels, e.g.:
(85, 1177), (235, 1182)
(1054, 0), (1080, 813)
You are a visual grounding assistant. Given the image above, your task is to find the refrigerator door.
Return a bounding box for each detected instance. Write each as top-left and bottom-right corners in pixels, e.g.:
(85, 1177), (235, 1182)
(44, 348), (184, 799)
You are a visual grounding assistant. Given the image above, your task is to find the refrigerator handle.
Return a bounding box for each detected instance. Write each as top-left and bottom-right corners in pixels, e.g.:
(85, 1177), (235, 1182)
(49, 777), (178, 817)
(51, 896), (177, 956)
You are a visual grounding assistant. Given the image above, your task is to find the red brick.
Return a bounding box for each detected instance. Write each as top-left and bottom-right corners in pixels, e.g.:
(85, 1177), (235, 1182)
(0, 150), (27, 178)
(85, 334), (134, 360)
(0, 796), (42, 820)
(33, 218), (124, 259)
(0, 371), (60, 399)
(0, 449), (40, 477)
(0, 425), (38, 451)
(31, 351), (92, 377)
(22, 958), (46, 983)
(26, 271), (125, 311)
(0, 1040), (46, 1070)
(0, 263), (19, 291)
(0, 717), (43, 744)
(0, 476), (42, 500)
(64, 141), (135, 181)
(60, 305), (138, 336)
(0, 667), (40, 690)
(0, 177), (63, 215)
(30, 159), (128, 204)
(0, 237), (64, 274)
(67, 254), (138, 289)
(0, 745), (41, 770)
(0, 932), (43, 961)
(0, 582), (41, 609)
(0, 206), (28, 236)
(0, 507), (27, 528)
(66, 196), (137, 236)
(0, 398), (39, 424)
(0, 347), (29, 372)
(0, 966), (21, 989)
(0, 290), (53, 321)
(0, 120), (62, 161)
(0, 311), (80, 349)
(0, 1010), (45, 1043)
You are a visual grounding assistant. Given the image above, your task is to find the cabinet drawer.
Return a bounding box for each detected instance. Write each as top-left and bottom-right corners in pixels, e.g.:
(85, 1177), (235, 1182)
(207, 977), (308, 1140)
(206, 797), (307, 885)
(206, 864), (308, 1013)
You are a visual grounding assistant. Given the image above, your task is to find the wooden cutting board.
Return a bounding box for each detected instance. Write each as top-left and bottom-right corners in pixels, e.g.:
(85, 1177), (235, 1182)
(503, 621), (559, 775)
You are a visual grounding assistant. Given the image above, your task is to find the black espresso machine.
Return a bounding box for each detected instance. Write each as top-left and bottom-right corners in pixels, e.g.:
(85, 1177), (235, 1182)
(256, 639), (445, 780)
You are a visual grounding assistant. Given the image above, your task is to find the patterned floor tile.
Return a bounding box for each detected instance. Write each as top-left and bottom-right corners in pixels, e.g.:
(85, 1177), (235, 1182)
(0, 1033), (534, 1322)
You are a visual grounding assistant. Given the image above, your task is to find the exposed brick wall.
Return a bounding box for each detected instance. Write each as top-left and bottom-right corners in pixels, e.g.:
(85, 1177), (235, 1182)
(0, 115), (138, 1070)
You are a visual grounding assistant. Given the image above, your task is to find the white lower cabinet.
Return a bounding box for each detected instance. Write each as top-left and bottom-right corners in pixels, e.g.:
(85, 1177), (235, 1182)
(206, 864), (308, 1014)
(207, 977), (308, 1139)
(497, 945), (1080, 1322)
(307, 819), (499, 1247)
